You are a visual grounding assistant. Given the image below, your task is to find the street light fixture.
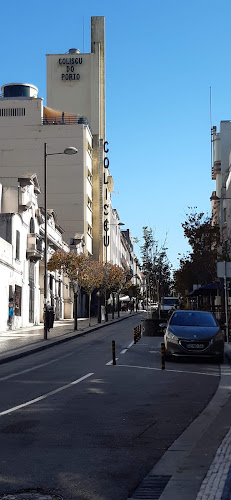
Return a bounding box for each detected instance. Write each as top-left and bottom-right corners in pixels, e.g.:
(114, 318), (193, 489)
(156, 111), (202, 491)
(210, 195), (231, 201)
(44, 143), (78, 340)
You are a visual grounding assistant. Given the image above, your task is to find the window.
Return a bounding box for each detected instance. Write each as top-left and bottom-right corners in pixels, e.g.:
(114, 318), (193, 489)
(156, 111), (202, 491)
(16, 230), (20, 260)
(87, 169), (93, 184)
(87, 197), (92, 211)
(15, 285), (22, 316)
(29, 217), (35, 233)
(87, 224), (93, 237)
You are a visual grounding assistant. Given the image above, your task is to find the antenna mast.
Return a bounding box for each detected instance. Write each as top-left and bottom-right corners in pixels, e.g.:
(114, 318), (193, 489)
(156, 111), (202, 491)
(83, 17), (85, 53)
(210, 86), (213, 178)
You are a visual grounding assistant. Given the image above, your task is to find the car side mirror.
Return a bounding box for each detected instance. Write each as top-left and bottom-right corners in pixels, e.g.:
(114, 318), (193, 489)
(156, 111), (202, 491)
(159, 323), (167, 329)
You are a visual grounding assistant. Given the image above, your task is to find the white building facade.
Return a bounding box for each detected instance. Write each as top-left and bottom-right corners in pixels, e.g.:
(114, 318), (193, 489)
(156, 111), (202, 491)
(0, 173), (74, 332)
(0, 83), (93, 255)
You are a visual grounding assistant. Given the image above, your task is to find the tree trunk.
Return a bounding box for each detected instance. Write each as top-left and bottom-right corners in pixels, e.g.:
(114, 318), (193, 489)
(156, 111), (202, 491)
(97, 293), (101, 323)
(105, 290), (108, 322)
(89, 293), (91, 326)
(117, 293), (120, 318)
(112, 293), (115, 320)
(74, 290), (78, 330)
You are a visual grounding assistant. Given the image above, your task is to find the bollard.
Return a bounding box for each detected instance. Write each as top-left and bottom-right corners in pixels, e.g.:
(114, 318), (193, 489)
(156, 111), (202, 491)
(139, 324), (141, 339)
(134, 328), (137, 344)
(161, 342), (165, 370)
(136, 326), (139, 341)
(112, 340), (116, 365)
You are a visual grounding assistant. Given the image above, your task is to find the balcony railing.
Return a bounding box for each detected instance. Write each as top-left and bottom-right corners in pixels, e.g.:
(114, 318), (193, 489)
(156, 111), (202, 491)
(42, 115), (91, 130)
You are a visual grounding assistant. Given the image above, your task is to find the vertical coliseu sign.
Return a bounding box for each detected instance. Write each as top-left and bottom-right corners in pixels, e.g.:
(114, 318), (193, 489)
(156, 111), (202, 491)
(103, 141), (109, 253)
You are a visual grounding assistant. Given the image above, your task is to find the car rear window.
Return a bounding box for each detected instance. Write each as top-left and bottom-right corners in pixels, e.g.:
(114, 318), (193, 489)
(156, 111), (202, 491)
(170, 311), (217, 327)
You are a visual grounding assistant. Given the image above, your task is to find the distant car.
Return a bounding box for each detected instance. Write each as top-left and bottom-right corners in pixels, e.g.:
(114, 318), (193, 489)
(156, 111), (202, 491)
(163, 310), (224, 362)
(150, 302), (158, 310)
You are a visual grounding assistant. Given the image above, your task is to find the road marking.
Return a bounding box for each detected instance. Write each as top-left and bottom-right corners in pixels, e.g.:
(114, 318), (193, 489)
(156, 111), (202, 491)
(120, 341), (134, 354)
(106, 358), (118, 365)
(0, 372), (94, 416)
(114, 364), (220, 377)
(0, 344), (91, 382)
(150, 350), (160, 354)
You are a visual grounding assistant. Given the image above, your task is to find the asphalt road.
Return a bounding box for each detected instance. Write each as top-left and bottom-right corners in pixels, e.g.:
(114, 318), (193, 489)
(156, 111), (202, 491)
(0, 314), (221, 499)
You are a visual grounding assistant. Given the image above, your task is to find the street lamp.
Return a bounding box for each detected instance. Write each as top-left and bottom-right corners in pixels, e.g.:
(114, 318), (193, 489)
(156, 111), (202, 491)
(210, 195), (231, 201)
(104, 221), (125, 322)
(44, 142), (78, 339)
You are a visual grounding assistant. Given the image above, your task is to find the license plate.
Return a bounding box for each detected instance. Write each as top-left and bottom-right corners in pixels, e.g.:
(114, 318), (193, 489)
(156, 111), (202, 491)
(186, 343), (204, 349)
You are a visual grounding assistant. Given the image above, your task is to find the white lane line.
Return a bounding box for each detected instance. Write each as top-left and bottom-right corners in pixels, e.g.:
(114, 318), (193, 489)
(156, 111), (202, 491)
(106, 341), (134, 363)
(106, 358), (118, 366)
(115, 364), (220, 377)
(0, 344), (91, 382)
(0, 372), (94, 417)
(120, 341), (134, 354)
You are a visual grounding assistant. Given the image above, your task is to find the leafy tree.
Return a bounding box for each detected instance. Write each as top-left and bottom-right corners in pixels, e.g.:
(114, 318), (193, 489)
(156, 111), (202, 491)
(140, 226), (173, 304)
(48, 251), (104, 326)
(102, 262), (132, 319)
(174, 208), (220, 295)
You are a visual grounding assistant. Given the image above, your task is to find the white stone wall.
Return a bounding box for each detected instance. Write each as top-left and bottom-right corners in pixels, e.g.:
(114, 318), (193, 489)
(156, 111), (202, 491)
(0, 97), (92, 253)
(0, 237), (13, 331)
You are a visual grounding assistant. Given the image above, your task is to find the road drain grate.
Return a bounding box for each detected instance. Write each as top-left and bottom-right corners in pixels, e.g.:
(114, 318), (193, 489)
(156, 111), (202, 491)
(131, 475), (171, 499)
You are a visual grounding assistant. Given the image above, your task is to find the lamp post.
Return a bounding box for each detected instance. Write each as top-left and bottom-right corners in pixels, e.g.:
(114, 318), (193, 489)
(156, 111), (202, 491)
(104, 221), (125, 322)
(44, 143), (78, 340)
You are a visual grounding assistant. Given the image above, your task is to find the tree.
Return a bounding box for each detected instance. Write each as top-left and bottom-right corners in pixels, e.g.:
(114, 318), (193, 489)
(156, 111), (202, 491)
(174, 208), (220, 295)
(48, 251), (88, 330)
(48, 252), (104, 327)
(140, 226), (173, 305)
(102, 263), (131, 319)
(78, 259), (104, 325)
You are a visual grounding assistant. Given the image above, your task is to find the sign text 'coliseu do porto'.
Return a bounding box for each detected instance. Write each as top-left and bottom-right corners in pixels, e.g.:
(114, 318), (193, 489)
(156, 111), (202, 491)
(103, 141), (110, 249)
(58, 57), (82, 81)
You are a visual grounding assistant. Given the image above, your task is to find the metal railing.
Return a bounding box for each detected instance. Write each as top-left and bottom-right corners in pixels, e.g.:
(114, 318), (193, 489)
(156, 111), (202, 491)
(42, 115), (91, 129)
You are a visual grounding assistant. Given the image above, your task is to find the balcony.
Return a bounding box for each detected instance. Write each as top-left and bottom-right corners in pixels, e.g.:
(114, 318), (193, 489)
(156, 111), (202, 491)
(26, 234), (42, 262)
(42, 114), (91, 131)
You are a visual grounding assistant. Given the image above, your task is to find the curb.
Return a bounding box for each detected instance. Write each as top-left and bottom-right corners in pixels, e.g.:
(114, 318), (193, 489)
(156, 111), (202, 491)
(0, 313), (138, 365)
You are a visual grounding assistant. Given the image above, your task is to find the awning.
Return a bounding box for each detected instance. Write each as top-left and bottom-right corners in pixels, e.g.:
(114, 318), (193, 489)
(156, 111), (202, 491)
(187, 282), (222, 297)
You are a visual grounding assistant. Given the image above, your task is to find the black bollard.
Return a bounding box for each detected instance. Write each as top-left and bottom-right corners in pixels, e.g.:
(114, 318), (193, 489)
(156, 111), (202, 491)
(112, 340), (116, 365)
(161, 342), (165, 370)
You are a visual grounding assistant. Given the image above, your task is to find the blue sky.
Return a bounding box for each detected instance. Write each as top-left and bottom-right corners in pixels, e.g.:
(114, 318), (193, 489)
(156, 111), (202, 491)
(1, 0), (230, 269)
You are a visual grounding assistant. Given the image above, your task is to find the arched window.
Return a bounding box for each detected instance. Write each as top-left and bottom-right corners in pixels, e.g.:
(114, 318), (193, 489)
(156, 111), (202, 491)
(29, 218), (35, 234)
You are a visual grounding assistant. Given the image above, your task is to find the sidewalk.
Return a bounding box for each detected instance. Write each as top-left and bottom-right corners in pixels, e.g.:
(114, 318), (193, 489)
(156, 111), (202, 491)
(0, 311), (137, 364)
